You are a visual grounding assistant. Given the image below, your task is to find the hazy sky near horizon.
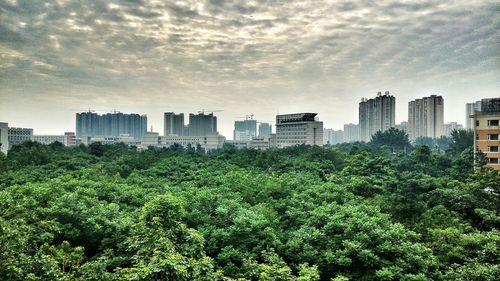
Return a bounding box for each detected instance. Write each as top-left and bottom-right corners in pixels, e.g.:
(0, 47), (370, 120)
(0, 0), (498, 138)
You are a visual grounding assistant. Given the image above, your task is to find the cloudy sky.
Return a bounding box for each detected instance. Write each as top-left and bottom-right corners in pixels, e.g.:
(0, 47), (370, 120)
(0, 0), (498, 137)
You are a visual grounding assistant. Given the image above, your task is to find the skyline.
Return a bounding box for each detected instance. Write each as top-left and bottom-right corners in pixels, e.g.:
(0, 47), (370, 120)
(1, 0), (499, 137)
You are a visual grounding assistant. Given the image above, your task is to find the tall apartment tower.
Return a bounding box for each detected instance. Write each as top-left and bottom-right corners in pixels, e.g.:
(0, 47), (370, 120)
(276, 113), (323, 148)
(188, 113), (218, 136)
(466, 101), (482, 130)
(343, 123), (360, 143)
(164, 112), (186, 136)
(472, 98), (500, 170)
(258, 123), (272, 137)
(408, 95), (444, 140)
(76, 111), (147, 139)
(359, 91), (396, 142)
(234, 119), (257, 141)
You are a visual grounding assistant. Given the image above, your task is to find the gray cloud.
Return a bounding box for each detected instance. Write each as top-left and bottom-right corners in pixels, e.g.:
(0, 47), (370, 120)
(0, 0), (498, 136)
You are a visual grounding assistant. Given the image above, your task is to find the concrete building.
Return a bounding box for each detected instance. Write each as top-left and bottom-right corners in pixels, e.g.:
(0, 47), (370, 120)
(408, 95), (444, 140)
(188, 113), (218, 136)
(65, 132), (77, 146)
(164, 112), (186, 136)
(159, 133), (225, 150)
(76, 111), (147, 140)
(140, 131), (160, 147)
(234, 119), (257, 141)
(0, 122), (8, 154)
(226, 137), (273, 150)
(82, 134), (138, 146)
(343, 123), (360, 143)
(276, 113), (323, 148)
(444, 122), (464, 137)
(359, 91), (396, 142)
(472, 98), (500, 170)
(34, 135), (67, 145)
(324, 128), (344, 145)
(8, 127), (34, 149)
(258, 123), (272, 137)
(466, 101), (482, 130)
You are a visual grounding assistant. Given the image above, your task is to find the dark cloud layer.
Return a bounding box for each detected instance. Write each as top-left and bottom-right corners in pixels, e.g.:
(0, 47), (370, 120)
(0, 0), (498, 136)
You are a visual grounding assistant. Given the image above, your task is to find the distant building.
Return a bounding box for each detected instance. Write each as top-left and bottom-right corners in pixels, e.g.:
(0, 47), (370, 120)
(76, 111), (147, 140)
(444, 122), (464, 137)
(466, 101), (482, 130)
(34, 135), (66, 145)
(83, 134), (138, 146)
(159, 133), (225, 150)
(276, 113), (323, 148)
(408, 95), (444, 140)
(65, 132), (77, 146)
(8, 127), (33, 149)
(164, 112), (186, 136)
(323, 128), (344, 145)
(226, 136), (273, 150)
(472, 98), (500, 170)
(359, 91), (396, 142)
(343, 123), (360, 143)
(141, 131), (160, 147)
(188, 113), (218, 136)
(258, 122), (272, 137)
(0, 122), (8, 154)
(234, 119), (257, 141)
(395, 121), (409, 134)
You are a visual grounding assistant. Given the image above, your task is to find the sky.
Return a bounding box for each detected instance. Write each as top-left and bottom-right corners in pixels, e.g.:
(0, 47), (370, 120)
(0, 0), (498, 138)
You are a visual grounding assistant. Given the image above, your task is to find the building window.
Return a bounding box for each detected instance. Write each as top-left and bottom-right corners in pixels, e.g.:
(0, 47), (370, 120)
(476, 120), (479, 126)
(487, 120), (499, 126)
(489, 134), (499, 141)
(489, 146), (499, 152)
(488, 158), (499, 164)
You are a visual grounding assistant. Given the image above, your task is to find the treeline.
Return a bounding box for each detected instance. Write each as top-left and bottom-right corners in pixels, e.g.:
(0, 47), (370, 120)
(0, 129), (498, 280)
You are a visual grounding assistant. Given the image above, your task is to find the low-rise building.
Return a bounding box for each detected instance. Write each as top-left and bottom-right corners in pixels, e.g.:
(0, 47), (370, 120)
(34, 135), (67, 145)
(159, 133), (225, 151)
(8, 127), (33, 149)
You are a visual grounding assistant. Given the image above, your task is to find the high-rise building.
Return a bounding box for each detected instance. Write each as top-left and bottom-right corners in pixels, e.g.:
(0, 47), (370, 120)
(444, 122), (464, 137)
(408, 95), (444, 140)
(76, 111), (147, 139)
(323, 128), (344, 145)
(164, 112), (186, 136)
(8, 127), (34, 149)
(466, 101), (481, 130)
(188, 113), (218, 136)
(258, 122), (272, 137)
(359, 91), (396, 142)
(234, 119), (257, 141)
(472, 98), (500, 170)
(343, 123), (360, 143)
(0, 122), (8, 154)
(276, 113), (323, 148)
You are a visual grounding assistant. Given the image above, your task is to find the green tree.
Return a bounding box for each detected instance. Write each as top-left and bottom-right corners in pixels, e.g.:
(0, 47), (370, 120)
(370, 127), (411, 151)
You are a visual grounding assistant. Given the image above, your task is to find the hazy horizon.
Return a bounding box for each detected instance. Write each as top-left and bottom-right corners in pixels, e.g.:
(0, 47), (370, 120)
(1, 0), (498, 138)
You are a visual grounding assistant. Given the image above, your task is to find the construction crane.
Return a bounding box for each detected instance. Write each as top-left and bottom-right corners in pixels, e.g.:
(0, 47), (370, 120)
(197, 109), (224, 114)
(70, 108), (96, 113)
(236, 113), (255, 120)
(108, 109), (122, 114)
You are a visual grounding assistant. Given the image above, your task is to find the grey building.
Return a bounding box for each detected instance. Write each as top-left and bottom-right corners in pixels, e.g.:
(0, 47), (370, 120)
(0, 122), (8, 154)
(395, 121), (409, 134)
(408, 95), (444, 140)
(343, 123), (360, 143)
(164, 112), (186, 136)
(276, 113), (323, 148)
(258, 122), (272, 137)
(8, 127), (34, 149)
(34, 135), (67, 145)
(188, 113), (217, 136)
(76, 111), (147, 139)
(444, 122), (464, 137)
(359, 91), (396, 142)
(234, 119), (257, 141)
(466, 101), (482, 130)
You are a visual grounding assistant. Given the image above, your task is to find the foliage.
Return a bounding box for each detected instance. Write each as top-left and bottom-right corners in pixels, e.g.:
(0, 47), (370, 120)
(370, 127), (411, 151)
(0, 142), (498, 280)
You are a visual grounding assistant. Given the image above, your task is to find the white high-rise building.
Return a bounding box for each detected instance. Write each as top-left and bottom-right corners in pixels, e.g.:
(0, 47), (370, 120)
(408, 95), (444, 140)
(276, 113), (323, 148)
(359, 91), (396, 142)
(465, 101), (481, 130)
(343, 123), (360, 143)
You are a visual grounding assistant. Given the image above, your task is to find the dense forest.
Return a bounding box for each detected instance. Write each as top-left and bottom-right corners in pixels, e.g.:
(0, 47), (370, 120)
(0, 129), (498, 280)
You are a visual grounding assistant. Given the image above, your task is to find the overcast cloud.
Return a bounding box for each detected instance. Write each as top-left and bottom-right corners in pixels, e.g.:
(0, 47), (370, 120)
(0, 0), (498, 137)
